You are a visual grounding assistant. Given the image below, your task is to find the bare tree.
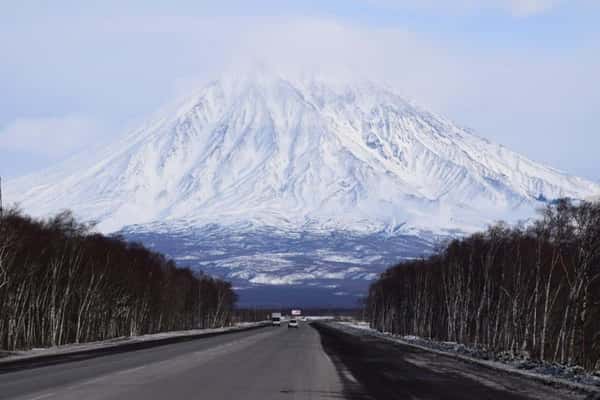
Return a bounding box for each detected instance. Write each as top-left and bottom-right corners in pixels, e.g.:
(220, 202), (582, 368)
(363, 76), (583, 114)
(366, 200), (600, 371)
(0, 209), (239, 351)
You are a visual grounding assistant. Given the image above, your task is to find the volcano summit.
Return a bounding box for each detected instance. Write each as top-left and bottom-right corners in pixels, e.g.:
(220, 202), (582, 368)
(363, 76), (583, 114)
(8, 71), (600, 305)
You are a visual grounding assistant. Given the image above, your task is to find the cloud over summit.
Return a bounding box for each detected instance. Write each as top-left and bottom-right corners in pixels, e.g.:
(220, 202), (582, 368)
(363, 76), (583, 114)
(364, 0), (564, 16)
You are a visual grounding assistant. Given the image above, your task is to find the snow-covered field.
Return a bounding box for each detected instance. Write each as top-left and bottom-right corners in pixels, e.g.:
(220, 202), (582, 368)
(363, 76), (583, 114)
(333, 321), (600, 394)
(121, 222), (436, 291)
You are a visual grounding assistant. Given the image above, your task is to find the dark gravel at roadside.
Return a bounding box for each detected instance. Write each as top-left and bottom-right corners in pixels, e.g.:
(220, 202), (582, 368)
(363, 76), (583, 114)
(314, 322), (588, 400)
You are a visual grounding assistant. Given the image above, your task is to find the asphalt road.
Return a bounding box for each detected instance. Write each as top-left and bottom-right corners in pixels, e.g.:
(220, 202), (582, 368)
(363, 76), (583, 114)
(0, 322), (345, 400)
(315, 323), (589, 400)
(0, 322), (591, 400)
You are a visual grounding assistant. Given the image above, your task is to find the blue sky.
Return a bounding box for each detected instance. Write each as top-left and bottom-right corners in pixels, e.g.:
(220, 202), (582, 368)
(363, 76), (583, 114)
(1, 0), (599, 180)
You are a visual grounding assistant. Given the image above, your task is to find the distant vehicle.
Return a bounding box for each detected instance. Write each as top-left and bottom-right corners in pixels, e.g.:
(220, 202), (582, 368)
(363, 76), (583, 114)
(288, 319), (299, 328)
(271, 312), (282, 326)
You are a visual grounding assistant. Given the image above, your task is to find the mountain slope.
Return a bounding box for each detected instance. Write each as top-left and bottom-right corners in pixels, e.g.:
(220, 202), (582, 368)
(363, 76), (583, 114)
(6, 71), (600, 302)
(8, 72), (599, 236)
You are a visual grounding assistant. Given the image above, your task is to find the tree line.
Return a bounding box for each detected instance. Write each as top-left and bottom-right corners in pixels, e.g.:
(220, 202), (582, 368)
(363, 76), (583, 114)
(366, 200), (600, 371)
(0, 209), (237, 351)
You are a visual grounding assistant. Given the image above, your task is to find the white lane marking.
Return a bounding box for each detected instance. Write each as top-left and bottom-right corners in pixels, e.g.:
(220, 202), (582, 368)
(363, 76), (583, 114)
(318, 333), (360, 385)
(342, 370), (358, 383)
(26, 393), (55, 400)
(117, 365), (146, 375)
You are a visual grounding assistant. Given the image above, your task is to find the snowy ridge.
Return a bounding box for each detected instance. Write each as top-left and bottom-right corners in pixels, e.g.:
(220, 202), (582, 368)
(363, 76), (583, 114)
(8, 70), (599, 235)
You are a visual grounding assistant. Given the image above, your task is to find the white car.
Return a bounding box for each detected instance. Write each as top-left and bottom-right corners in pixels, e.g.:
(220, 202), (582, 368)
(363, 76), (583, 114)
(288, 319), (299, 328)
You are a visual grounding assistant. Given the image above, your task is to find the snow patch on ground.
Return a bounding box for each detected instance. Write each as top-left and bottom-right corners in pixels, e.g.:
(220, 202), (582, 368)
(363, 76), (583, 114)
(120, 223), (435, 292)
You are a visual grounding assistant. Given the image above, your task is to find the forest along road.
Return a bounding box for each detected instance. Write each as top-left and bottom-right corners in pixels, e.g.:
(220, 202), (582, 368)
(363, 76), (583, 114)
(0, 322), (589, 400)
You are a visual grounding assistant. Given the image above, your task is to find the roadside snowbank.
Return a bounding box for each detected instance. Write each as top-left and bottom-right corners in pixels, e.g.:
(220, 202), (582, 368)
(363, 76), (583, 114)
(334, 321), (600, 394)
(0, 322), (269, 364)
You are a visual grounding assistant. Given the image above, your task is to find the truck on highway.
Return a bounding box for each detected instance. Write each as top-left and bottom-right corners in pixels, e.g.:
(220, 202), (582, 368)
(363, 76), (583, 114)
(271, 312), (282, 326)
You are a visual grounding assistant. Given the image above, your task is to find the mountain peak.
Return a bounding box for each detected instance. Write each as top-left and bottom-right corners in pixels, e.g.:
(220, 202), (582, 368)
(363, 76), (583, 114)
(8, 74), (600, 234)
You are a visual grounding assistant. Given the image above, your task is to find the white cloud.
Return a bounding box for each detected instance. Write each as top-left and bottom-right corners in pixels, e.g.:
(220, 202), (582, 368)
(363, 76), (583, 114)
(0, 13), (598, 179)
(175, 16), (600, 178)
(220, 17), (597, 110)
(0, 115), (104, 158)
(362, 0), (565, 16)
(507, 0), (560, 16)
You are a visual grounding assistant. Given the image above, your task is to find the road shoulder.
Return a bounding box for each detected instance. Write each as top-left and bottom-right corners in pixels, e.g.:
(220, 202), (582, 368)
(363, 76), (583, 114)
(315, 322), (590, 400)
(0, 322), (269, 374)
(330, 321), (600, 397)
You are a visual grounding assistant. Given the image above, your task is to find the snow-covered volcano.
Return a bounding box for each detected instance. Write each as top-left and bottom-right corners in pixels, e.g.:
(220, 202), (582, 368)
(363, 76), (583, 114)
(7, 71), (600, 303)
(9, 71), (598, 234)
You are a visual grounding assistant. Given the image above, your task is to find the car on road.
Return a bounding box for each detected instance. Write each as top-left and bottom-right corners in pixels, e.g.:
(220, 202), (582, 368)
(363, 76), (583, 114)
(288, 319), (299, 328)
